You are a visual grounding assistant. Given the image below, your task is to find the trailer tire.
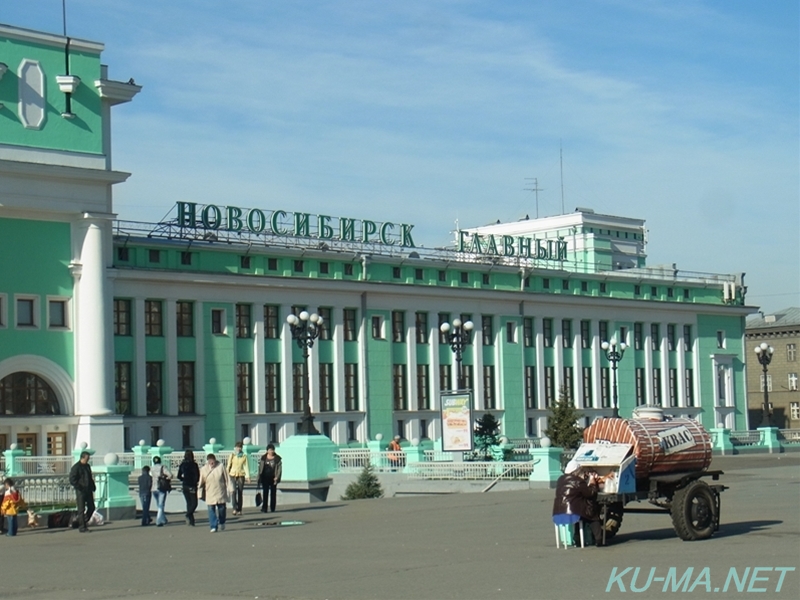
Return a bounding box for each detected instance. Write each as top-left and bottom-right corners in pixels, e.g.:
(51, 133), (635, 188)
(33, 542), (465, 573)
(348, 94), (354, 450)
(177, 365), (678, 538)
(671, 480), (716, 541)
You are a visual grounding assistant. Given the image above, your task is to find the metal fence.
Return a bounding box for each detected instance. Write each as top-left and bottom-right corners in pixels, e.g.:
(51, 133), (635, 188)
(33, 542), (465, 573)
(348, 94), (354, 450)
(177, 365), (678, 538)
(13, 472), (109, 509)
(405, 461), (535, 480)
(729, 431), (762, 446)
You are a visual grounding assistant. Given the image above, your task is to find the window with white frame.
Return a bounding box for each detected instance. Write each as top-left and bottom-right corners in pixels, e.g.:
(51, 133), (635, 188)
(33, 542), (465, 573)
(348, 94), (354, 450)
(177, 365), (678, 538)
(760, 374), (772, 392)
(47, 298), (69, 329)
(789, 373), (798, 392)
(788, 343), (797, 362)
(791, 402), (800, 421)
(716, 330), (725, 349)
(15, 295), (39, 328)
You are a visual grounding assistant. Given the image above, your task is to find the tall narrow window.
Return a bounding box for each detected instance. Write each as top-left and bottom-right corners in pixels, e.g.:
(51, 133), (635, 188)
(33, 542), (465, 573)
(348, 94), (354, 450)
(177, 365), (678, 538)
(667, 324), (676, 351)
(393, 364), (407, 410)
(652, 368), (662, 405)
(144, 300), (163, 336)
(482, 316), (494, 346)
(236, 362), (253, 413)
(563, 367), (574, 400)
(265, 363), (281, 412)
(460, 364), (473, 391)
(582, 367), (593, 408)
(319, 363), (333, 411)
(634, 322), (643, 350)
(580, 320), (591, 349)
(506, 321), (517, 344)
(683, 325), (692, 350)
(236, 304), (252, 338)
(113, 299), (131, 336)
(264, 305), (279, 339)
(211, 309), (224, 334)
(599, 320), (609, 344)
(562, 320), (572, 348)
(292, 363), (307, 412)
(372, 316), (383, 339)
(417, 364), (430, 409)
(787, 343), (797, 362)
(483, 366), (495, 409)
(439, 364), (451, 391)
(115, 362), (132, 415)
(716, 330), (725, 349)
(600, 367), (610, 408)
(178, 361), (195, 414)
(523, 317), (533, 347)
(635, 368), (646, 405)
(651, 324), (660, 351)
(668, 368), (678, 407)
(146, 362), (163, 415)
(684, 369), (695, 407)
(392, 311), (405, 342)
(344, 363), (359, 411)
(524, 366), (536, 409)
(317, 307), (332, 340)
(176, 301), (193, 337)
(543, 318), (553, 348)
(344, 309), (357, 341)
(438, 313), (450, 344)
(544, 366), (555, 407)
(415, 312), (428, 344)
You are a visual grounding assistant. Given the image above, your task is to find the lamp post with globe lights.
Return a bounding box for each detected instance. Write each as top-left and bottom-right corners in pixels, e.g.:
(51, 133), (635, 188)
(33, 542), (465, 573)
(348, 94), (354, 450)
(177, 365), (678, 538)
(439, 317), (474, 390)
(601, 339), (627, 418)
(754, 342), (774, 427)
(286, 310), (324, 435)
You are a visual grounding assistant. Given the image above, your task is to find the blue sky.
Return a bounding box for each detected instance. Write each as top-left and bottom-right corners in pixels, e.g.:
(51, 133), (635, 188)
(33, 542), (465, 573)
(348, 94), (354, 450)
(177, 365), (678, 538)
(3, 0), (798, 312)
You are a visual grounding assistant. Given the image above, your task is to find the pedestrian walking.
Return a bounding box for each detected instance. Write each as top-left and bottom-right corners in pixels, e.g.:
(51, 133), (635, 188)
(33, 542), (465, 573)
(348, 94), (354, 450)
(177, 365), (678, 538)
(1, 478), (23, 537)
(199, 454), (231, 533)
(68, 451), (96, 533)
(137, 466), (153, 526)
(227, 442), (249, 515)
(177, 450), (201, 526)
(150, 456), (173, 527)
(257, 444), (282, 513)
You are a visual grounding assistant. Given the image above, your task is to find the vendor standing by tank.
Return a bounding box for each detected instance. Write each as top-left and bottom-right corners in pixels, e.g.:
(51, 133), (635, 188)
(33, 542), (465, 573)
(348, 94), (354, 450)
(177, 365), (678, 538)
(552, 459), (605, 547)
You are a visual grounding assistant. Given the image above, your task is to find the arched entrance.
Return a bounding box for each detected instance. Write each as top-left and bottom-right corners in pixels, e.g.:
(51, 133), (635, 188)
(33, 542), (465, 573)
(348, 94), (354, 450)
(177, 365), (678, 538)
(0, 372), (61, 415)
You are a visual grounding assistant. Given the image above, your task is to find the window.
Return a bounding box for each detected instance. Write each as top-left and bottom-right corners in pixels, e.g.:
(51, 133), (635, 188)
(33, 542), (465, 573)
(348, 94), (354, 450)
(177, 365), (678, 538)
(236, 304), (252, 338)
(318, 307), (332, 340)
(347, 420), (357, 442)
(787, 343), (797, 362)
(419, 419), (429, 440)
(438, 270), (446, 283)
(523, 275), (531, 288)
(115, 362), (132, 415)
(294, 260), (304, 273)
(716, 330), (725, 349)
(148, 249), (160, 263)
(319, 363), (334, 411)
(523, 317), (533, 347)
(599, 321), (609, 345)
(562, 320), (572, 348)
(791, 402), (800, 421)
(236, 362), (253, 413)
(543, 318), (553, 348)
(438, 313), (450, 344)
(650, 286), (658, 296)
(685, 370), (695, 407)
(527, 418), (536, 437)
(601, 367), (610, 408)
(182, 425), (192, 450)
(344, 309), (357, 341)
(417, 364), (430, 410)
(652, 368), (662, 405)
(267, 258), (278, 271)
(580, 320), (591, 349)
(344, 363), (359, 411)
(543, 278), (550, 289)
(344, 263), (354, 276)
(178, 361), (195, 414)
(634, 285), (641, 296)
(117, 247), (130, 261)
(240, 255), (252, 269)
(562, 279), (569, 291)
(264, 305), (279, 339)
(600, 283), (607, 294)
(415, 312), (428, 344)
(391, 311), (405, 342)
(48, 299), (67, 328)
(482, 316), (494, 346)
(372, 316), (384, 339)
(181, 251), (192, 265)
(582, 367), (593, 408)
(683, 288), (690, 299)
(460, 272), (469, 284)
(620, 326), (628, 346)
(439, 364), (451, 391)
(651, 323), (660, 351)
(16, 297), (36, 327)
(683, 325), (692, 350)
(668, 368), (678, 407)
(319, 261), (329, 275)
(0, 372), (60, 415)
(145, 300), (163, 336)
(667, 288), (674, 298)
(760, 374), (773, 393)
(524, 366), (536, 409)
(265, 363), (280, 412)
(544, 366), (555, 407)
(393, 364), (407, 410)
(634, 322), (643, 350)
(176, 301), (193, 337)
(667, 324), (676, 351)
(483, 366), (496, 409)
(211, 309), (225, 334)
(482, 273), (490, 286)
(146, 362), (163, 415)
(150, 426), (161, 447)
(269, 423), (279, 444)
(635, 368), (646, 405)
(460, 364), (473, 391)
(393, 266), (401, 279)
(415, 268), (424, 281)
(322, 421), (331, 438)
(581, 281), (588, 292)
(396, 420), (405, 440)
(563, 367), (574, 400)
(292, 363), (307, 412)
(506, 321), (517, 344)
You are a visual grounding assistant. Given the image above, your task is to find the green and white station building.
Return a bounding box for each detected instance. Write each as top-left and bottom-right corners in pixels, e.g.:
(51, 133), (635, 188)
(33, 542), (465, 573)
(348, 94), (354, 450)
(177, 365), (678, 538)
(0, 24), (754, 456)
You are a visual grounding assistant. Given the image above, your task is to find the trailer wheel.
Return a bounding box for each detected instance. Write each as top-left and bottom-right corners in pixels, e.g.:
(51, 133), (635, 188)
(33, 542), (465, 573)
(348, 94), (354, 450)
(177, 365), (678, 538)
(671, 480), (716, 541)
(603, 502), (624, 540)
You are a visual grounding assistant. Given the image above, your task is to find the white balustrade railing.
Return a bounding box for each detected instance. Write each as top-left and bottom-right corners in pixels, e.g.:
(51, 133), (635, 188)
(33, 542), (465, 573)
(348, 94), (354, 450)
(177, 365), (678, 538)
(334, 450), (406, 473)
(406, 461), (535, 480)
(729, 431), (762, 446)
(13, 472), (109, 508)
(777, 429), (800, 444)
(15, 456), (74, 475)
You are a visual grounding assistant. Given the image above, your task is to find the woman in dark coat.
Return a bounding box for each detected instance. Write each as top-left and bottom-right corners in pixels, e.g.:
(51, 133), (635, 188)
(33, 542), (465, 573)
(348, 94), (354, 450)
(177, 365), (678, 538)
(552, 460), (604, 546)
(177, 450), (201, 526)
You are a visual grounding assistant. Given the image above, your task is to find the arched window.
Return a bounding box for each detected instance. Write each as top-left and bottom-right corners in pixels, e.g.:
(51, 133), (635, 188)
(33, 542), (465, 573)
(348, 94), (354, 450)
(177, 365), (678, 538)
(0, 372), (60, 415)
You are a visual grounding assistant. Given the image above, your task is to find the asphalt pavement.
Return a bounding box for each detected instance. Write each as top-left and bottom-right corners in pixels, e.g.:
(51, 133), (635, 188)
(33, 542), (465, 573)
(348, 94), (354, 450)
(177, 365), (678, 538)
(3, 453), (798, 600)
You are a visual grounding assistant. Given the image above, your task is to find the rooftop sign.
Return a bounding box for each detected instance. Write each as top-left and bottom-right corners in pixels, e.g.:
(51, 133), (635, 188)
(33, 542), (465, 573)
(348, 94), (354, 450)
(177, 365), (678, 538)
(456, 230), (568, 260)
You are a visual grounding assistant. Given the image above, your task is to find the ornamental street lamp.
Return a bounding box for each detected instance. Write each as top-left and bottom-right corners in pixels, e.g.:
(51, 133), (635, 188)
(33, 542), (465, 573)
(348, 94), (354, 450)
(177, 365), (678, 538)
(286, 310), (324, 435)
(754, 342), (774, 428)
(601, 339), (627, 418)
(439, 318), (474, 390)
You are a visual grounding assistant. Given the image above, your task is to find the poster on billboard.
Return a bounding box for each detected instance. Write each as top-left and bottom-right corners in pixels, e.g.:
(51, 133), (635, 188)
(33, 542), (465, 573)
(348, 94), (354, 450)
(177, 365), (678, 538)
(440, 391), (473, 452)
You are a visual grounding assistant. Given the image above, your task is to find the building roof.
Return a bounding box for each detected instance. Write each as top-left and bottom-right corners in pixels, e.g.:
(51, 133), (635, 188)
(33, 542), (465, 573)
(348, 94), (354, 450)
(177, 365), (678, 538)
(746, 307), (800, 330)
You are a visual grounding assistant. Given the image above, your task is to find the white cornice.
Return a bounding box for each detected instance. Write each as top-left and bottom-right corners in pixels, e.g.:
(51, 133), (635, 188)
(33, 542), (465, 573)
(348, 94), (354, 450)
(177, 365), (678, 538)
(0, 158), (130, 184)
(95, 79), (142, 106)
(0, 24), (103, 53)
(0, 142), (107, 170)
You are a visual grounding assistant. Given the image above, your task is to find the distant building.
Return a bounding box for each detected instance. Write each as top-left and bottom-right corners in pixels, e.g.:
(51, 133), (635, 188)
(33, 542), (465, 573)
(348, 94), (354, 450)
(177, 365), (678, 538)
(745, 308), (800, 429)
(0, 23), (755, 455)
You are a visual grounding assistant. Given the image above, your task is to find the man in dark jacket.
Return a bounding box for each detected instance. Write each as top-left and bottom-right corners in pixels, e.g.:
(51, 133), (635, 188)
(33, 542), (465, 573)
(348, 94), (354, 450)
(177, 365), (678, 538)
(69, 451), (96, 533)
(552, 460), (604, 546)
(177, 450), (201, 526)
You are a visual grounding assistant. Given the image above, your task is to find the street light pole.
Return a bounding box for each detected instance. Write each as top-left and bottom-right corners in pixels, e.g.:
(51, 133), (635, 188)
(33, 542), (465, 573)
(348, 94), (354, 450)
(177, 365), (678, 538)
(286, 310), (324, 435)
(439, 317), (474, 389)
(754, 342), (774, 427)
(601, 340), (627, 418)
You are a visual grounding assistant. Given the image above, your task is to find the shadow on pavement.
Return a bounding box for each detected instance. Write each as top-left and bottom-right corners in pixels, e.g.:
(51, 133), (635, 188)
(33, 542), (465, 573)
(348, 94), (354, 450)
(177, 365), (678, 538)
(715, 520), (784, 537)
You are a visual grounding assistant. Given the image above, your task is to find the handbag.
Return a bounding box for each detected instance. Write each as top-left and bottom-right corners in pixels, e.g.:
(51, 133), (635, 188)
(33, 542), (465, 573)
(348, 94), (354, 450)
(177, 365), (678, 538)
(255, 492), (263, 507)
(157, 474), (172, 493)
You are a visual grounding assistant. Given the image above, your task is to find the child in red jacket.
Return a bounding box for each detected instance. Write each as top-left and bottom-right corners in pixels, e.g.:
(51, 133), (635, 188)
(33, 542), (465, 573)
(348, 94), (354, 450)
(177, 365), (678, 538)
(1, 478), (23, 537)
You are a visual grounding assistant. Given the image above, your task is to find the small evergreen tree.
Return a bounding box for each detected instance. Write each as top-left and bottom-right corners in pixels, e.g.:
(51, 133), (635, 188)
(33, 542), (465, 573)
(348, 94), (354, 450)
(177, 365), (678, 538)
(544, 385), (584, 449)
(341, 464), (384, 500)
(474, 412), (502, 460)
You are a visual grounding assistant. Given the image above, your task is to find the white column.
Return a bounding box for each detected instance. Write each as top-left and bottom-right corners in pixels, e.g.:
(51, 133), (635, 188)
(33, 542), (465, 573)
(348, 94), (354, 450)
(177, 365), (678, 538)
(280, 314), (294, 415)
(573, 327), (583, 409)
(74, 215), (114, 415)
(644, 323), (654, 404)
(660, 332), (669, 406)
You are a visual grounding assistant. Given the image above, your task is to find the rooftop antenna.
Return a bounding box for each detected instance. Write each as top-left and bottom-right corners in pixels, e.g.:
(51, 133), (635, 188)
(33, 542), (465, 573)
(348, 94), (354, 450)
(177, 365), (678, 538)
(524, 177), (545, 219)
(62, 0), (67, 36)
(559, 141), (565, 215)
